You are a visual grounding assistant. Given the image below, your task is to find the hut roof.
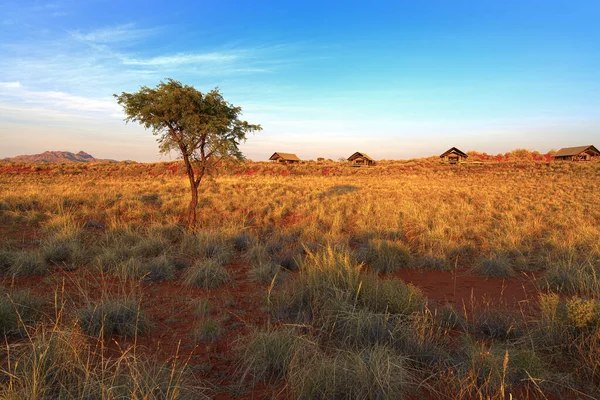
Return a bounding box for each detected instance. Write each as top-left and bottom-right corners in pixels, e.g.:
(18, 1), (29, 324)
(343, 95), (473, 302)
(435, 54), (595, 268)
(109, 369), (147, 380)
(440, 147), (468, 158)
(347, 152), (374, 161)
(269, 152), (300, 161)
(554, 145), (599, 157)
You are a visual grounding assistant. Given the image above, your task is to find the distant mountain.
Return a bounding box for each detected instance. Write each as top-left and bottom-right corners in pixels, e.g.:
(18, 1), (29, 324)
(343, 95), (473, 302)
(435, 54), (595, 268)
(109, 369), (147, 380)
(1, 151), (116, 163)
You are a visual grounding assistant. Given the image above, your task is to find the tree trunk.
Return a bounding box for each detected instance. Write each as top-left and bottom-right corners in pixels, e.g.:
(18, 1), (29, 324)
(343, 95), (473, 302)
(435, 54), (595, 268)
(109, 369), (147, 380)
(183, 154), (200, 231)
(188, 181), (199, 230)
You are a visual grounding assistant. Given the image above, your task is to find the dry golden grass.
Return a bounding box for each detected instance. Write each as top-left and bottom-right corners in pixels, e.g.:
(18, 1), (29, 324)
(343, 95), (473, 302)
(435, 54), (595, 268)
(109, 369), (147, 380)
(1, 158), (599, 398)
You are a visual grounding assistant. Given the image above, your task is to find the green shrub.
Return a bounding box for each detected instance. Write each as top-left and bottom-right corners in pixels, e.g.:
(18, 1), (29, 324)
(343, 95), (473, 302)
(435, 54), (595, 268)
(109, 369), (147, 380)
(320, 302), (397, 348)
(41, 237), (87, 270)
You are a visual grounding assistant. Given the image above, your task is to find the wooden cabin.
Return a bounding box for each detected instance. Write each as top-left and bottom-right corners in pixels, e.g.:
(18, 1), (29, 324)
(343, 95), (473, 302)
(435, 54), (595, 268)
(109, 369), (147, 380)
(347, 152), (375, 166)
(269, 152), (301, 164)
(553, 145), (599, 161)
(440, 147), (468, 164)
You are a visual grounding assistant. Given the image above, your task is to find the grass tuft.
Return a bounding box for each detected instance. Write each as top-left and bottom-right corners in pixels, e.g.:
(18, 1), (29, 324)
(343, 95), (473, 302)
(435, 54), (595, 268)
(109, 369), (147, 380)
(76, 297), (151, 337)
(182, 259), (231, 289)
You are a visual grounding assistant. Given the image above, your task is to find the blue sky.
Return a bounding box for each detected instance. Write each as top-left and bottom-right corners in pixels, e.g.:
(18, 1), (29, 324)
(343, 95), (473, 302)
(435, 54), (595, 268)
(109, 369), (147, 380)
(1, 1), (599, 161)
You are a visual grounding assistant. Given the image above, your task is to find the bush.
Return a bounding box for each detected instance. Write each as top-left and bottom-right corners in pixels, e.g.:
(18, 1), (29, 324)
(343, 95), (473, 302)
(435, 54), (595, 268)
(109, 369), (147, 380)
(76, 298), (151, 337)
(182, 259), (231, 289)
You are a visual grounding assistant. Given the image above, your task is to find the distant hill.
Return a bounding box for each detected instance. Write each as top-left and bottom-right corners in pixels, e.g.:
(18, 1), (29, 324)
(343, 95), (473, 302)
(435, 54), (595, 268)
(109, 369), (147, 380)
(1, 151), (116, 163)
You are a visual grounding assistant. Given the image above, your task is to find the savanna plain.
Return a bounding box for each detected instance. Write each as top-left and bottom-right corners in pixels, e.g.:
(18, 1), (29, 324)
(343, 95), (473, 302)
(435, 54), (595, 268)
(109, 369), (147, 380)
(1, 157), (599, 399)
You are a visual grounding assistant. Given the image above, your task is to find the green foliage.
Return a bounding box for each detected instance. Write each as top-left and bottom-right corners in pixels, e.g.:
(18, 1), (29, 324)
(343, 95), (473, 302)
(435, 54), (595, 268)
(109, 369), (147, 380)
(114, 80), (261, 161)
(114, 79), (262, 229)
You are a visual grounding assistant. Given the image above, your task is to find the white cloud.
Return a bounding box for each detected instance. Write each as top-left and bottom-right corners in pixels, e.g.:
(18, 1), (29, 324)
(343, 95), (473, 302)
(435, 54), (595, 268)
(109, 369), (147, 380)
(70, 23), (157, 44)
(29, 90), (120, 112)
(121, 52), (238, 66)
(0, 81), (21, 88)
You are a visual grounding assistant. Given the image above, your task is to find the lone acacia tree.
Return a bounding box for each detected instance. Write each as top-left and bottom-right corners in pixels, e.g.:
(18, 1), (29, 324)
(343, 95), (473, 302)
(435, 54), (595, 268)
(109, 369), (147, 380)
(115, 79), (261, 230)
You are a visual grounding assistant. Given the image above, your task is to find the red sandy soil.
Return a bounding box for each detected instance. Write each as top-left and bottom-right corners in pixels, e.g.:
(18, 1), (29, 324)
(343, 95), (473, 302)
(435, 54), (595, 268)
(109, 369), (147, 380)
(394, 268), (541, 311)
(0, 216), (547, 400)
(0, 259), (280, 399)
(1, 261), (545, 399)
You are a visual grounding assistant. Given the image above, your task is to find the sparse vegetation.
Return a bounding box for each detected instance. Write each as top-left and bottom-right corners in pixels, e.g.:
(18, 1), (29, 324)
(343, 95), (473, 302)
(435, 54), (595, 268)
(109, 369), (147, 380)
(182, 258), (231, 289)
(1, 159), (599, 397)
(76, 297), (151, 337)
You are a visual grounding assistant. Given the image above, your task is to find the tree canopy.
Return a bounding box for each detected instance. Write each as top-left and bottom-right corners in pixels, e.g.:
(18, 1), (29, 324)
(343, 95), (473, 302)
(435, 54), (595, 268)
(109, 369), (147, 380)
(115, 79), (261, 229)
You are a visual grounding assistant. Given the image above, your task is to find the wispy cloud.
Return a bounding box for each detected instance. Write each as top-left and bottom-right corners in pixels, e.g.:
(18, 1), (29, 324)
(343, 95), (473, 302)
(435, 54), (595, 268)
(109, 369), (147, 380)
(28, 90), (121, 113)
(70, 23), (157, 44)
(121, 52), (238, 66)
(0, 81), (21, 88)
(0, 83), (121, 119)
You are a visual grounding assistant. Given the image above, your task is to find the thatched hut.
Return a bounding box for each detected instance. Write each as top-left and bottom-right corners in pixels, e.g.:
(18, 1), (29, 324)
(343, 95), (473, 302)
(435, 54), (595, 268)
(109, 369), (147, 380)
(440, 147), (468, 164)
(553, 145), (599, 161)
(347, 152), (375, 166)
(269, 152), (301, 164)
